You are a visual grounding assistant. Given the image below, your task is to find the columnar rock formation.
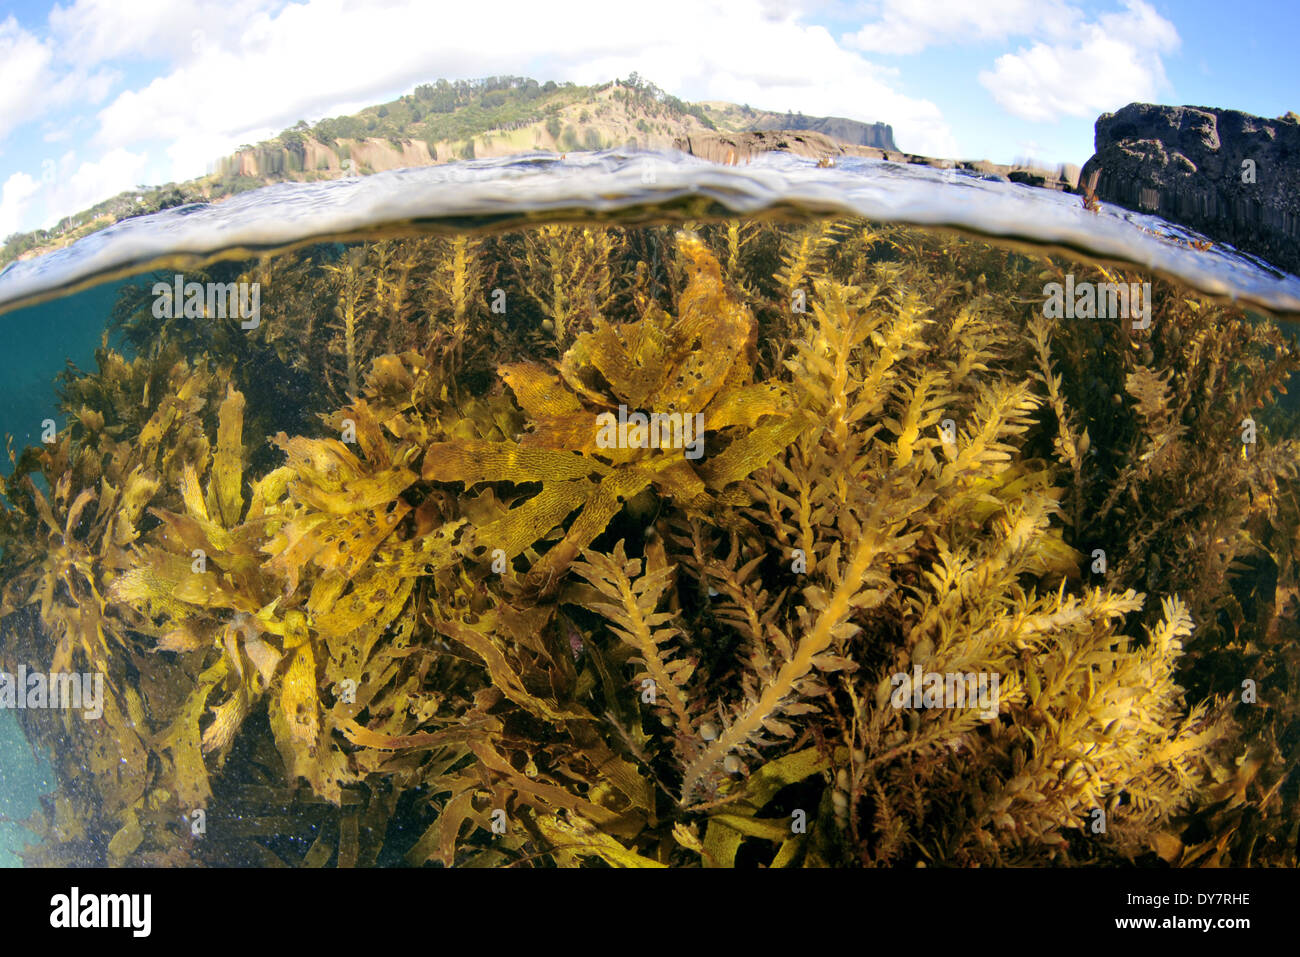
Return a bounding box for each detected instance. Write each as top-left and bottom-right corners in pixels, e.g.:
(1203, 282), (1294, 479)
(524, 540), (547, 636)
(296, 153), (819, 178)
(1081, 104), (1300, 275)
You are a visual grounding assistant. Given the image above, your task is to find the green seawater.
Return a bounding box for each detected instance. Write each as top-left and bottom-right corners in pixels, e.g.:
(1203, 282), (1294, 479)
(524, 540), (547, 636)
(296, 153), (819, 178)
(0, 283), (123, 864)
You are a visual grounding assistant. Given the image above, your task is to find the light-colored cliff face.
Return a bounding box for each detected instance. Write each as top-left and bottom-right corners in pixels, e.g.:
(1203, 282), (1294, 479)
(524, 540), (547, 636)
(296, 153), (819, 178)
(313, 138), (437, 172)
(225, 86), (723, 181)
(232, 138), (438, 177)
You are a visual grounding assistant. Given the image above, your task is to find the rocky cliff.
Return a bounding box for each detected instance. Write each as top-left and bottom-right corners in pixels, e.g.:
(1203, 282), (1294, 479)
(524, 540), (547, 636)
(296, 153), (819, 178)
(745, 111), (897, 151)
(672, 130), (1077, 192)
(1080, 103), (1300, 275)
(672, 129), (892, 165)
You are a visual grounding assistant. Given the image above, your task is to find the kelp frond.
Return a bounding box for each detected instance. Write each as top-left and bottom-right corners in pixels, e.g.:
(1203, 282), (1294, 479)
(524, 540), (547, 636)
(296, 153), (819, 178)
(2, 212), (1294, 869)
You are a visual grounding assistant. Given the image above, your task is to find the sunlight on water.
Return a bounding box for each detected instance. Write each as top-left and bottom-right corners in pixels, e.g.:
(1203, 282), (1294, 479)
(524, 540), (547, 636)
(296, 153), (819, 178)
(2, 151), (1298, 319)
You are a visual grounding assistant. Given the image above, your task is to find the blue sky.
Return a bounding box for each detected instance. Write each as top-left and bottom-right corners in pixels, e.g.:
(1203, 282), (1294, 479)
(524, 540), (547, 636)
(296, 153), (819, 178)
(0, 0), (1295, 238)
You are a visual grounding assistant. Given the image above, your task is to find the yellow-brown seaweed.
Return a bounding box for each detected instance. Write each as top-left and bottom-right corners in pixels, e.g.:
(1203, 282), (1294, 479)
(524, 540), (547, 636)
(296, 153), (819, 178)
(0, 217), (1295, 868)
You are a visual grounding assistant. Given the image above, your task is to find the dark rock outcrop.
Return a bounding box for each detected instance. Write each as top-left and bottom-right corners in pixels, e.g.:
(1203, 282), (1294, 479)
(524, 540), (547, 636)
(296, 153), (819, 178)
(1080, 103), (1300, 274)
(1007, 169), (1050, 188)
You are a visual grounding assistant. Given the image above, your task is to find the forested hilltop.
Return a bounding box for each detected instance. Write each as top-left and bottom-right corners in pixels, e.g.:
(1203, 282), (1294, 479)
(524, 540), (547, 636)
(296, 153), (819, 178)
(0, 75), (894, 269)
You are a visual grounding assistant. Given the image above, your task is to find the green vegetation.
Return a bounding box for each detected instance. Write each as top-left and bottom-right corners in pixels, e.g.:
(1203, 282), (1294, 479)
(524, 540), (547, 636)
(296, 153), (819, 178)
(0, 75), (734, 272)
(314, 76), (556, 148)
(0, 182), (207, 266)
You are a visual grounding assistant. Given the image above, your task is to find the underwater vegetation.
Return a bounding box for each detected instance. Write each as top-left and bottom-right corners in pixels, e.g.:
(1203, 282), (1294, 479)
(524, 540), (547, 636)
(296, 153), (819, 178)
(0, 215), (1296, 867)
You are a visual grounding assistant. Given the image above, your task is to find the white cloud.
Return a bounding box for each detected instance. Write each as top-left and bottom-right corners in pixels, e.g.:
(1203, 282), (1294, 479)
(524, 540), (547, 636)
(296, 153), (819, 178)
(844, 0), (1179, 125)
(83, 0), (956, 172)
(1, 149), (148, 237)
(978, 1), (1178, 121)
(61, 148), (150, 212)
(845, 0), (1078, 55)
(0, 171), (41, 238)
(0, 14), (120, 149)
(48, 0), (272, 66)
(0, 18), (56, 143)
(4, 0), (963, 233)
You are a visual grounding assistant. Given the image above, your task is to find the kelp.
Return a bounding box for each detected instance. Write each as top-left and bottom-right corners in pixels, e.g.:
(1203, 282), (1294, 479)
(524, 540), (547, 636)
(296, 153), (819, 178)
(426, 232), (805, 596)
(0, 215), (1296, 867)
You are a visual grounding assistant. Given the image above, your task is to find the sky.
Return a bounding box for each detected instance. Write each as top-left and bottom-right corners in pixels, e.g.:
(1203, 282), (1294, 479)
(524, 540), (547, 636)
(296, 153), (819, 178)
(0, 0), (1295, 239)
